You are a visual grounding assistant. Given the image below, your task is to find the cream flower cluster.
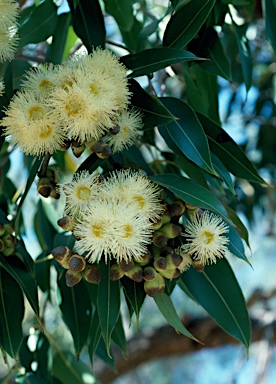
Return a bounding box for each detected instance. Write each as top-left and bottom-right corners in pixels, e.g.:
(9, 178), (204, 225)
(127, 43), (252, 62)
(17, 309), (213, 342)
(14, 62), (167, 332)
(59, 169), (163, 263)
(1, 49), (143, 156)
(181, 210), (230, 266)
(0, 0), (19, 62)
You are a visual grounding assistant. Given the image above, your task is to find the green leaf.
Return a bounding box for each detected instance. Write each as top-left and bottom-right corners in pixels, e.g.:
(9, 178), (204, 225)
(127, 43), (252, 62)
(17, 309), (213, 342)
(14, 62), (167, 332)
(62, 26), (79, 63)
(103, 0), (134, 31)
(111, 313), (127, 354)
(150, 174), (229, 223)
(223, 204), (250, 247)
(0, 267), (24, 358)
(121, 48), (203, 78)
(197, 112), (266, 184)
(18, 0), (58, 48)
(34, 252), (52, 295)
(87, 308), (101, 367)
(233, 22), (252, 91)
(68, 0), (106, 52)
(120, 17), (143, 52)
(0, 255), (39, 318)
(226, 224), (248, 263)
(264, 0), (276, 56)
(52, 351), (96, 384)
(76, 153), (106, 173)
(179, 258), (251, 349)
(163, 0), (216, 49)
(211, 153), (236, 195)
(112, 145), (154, 176)
(97, 261), (121, 357)
(58, 276), (92, 355)
(47, 12), (72, 64)
(34, 200), (57, 254)
(154, 293), (199, 341)
(14, 157), (42, 236)
(129, 79), (176, 129)
(159, 97), (216, 175)
(121, 277), (146, 328)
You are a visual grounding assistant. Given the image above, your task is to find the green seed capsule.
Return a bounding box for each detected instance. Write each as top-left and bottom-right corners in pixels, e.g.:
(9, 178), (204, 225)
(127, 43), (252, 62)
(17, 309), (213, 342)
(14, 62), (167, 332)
(159, 223), (182, 239)
(159, 267), (180, 280)
(125, 264), (143, 282)
(143, 266), (157, 281)
(119, 259), (134, 272)
(152, 231), (168, 248)
(110, 263), (125, 281)
(166, 253), (183, 268)
(170, 200), (186, 216)
(153, 256), (167, 271)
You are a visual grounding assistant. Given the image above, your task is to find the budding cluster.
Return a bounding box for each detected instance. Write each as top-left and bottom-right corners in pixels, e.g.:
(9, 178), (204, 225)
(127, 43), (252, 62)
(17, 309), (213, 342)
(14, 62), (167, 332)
(0, 222), (17, 257)
(51, 246), (102, 287)
(37, 167), (60, 199)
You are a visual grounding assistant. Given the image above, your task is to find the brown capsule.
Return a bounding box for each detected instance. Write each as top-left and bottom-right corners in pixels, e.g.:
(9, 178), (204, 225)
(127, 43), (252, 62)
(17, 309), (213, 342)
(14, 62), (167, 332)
(51, 246), (73, 268)
(69, 254), (86, 272)
(57, 139), (71, 151)
(118, 259), (134, 272)
(50, 185), (60, 199)
(110, 124), (120, 135)
(152, 231), (168, 248)
(192, 260), (205, 273)
(71, 140), (86, 158)
(84, 264), (102, 284)
(86, 139), (103, 153)
(110, 263), (125, 281)
(65, 269), (82, 287)
(166, 253), (183, 268)
(170, 200), (186, 216)
(143, 266), (157, 281)
(125, 264), (143, 282)
(153, 256), (167, 271)
(96, 144), (112, 159)
(57, 215), (74, 231)
(159, 223), (182, 239)
(37, 177), (52, 198)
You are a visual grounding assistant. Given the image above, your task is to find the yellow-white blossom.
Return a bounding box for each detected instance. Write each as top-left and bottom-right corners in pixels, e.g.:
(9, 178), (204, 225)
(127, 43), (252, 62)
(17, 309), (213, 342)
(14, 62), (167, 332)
(21, 64), (58, 98)
(0, 79), (4, 96)
(59, 171), (102, 217)
(181, 211), (230, 265)
(104, 108), (143, 153)
(0, 0), (19, 62)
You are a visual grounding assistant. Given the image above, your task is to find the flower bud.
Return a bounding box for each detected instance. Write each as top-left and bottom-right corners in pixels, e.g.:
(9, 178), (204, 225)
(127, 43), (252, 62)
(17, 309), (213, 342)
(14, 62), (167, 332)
(37, 177), (52, 198)
(161, 214), (171, 226)
(152, 231), (168, 248)
(0, 223), (5, 237)
(84, 264), (102, 284)
(159, 223), (182, 239)
(119, 259), (134, 273)
(2, 246), (15, 257)
(125, 264), (143, 282)
(143, 266), (157, 281)
(2, 233), (17, 247)
(71, 139), (86, 158)
(57, 215), (74, 231)
(86, 139), (103, 153)
(110, 263), (125, 281)
(159, 268), (180, 280)
(192, 260), (205, 272)
(170, 200), (185, 216)
(144, 272), (165, 297)
(96, 144), (112, 159)
(166, 253), (183, 268)
(65, 270), (82, 287)
(69, 254), (86, 272)
(135, 251), (153, 266)
(51, 246), (73, 268)
(150, 218), (162, 230)
(110, 124), (120, 135)
(153, 256), (167, 271)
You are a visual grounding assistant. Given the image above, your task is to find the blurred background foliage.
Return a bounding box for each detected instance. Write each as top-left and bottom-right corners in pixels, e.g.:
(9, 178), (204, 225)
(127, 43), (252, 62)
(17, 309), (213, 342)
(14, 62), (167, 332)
(0, 0), (276, 383)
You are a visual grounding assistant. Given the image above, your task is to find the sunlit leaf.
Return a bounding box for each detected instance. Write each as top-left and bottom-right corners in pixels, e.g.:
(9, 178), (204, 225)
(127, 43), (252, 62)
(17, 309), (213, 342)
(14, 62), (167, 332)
(163, 0), (216, 49)
(121, 48), (203, 78)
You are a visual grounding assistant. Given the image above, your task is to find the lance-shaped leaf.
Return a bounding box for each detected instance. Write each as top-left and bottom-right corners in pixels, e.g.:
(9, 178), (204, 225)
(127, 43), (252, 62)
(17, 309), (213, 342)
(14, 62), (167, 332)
(47, 12), (72, 64)
(97, 261), (121, 357)
(18, 0), (58, 48)
(223, 204), (250, 247)
(87, 309), (101, 368)
(211, 153), (236, 195)
(154, 293), (199, 342)
(121, 48), (203, 78)
(121, 277), (146, 328)
(0, 267), (24, 358)
(150, 174), (229, 223)
(67, 0), (106, 51)
(34, 200), (57, 254)
(111, 313), (127, 354)
(233, 22), (252, 91)
(113, 145), (154, 176)
(58, 276), (92, 356)
(264, 0), (276, 56)
(159, 98), (216, 175)
(0, 255), (39, 318)
(179, 258), (251, 350)
(103, 0), (134, 31)
(163, 0), (216, 49)
(197, 112), (266, 184)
